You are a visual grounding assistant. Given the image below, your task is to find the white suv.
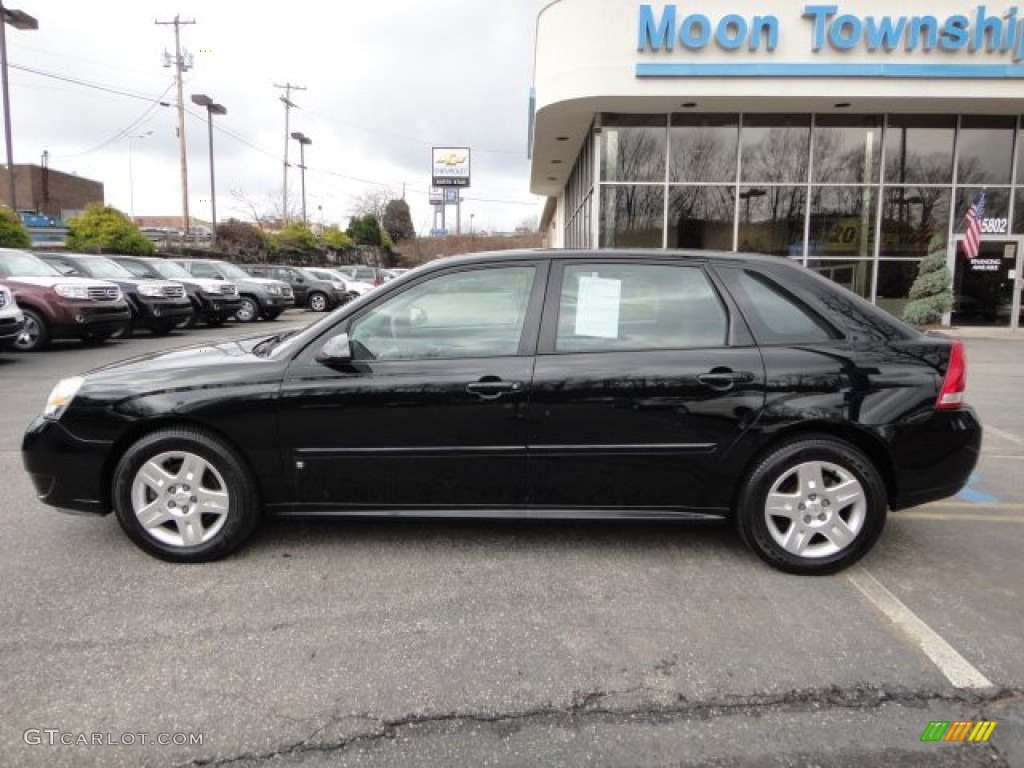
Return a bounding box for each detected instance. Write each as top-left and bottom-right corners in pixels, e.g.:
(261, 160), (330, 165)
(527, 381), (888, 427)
(0, 283), (25, 350)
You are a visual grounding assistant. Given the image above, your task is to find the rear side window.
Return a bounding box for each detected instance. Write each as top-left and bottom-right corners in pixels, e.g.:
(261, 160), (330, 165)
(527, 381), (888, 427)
(555, 263), (727, 352)
(723, 269), (837, 344)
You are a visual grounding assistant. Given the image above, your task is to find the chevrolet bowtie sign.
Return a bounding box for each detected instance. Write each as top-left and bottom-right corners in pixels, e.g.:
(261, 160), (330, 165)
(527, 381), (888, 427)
(432, 147), (471, 187)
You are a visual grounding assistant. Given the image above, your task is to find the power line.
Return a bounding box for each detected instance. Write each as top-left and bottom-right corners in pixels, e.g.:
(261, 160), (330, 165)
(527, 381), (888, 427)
(52, 82), (175, 158)
(10, 62), (168, 102)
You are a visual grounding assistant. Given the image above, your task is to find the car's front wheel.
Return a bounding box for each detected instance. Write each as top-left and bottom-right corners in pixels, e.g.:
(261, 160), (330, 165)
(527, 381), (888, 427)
(234, 296), (259, 323)
(736, 436), (887, 575)
(112, 427), (261, 562)
(308, 291), (329, 312)
(14, 309), (49, 352)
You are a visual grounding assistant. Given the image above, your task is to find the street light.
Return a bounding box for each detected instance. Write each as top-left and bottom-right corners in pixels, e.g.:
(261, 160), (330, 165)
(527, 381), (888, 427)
(191, 93), (227, 244)
(126, 131), (153, 222)
(0, 2), (37, 212)
(290, 131), (311, 224)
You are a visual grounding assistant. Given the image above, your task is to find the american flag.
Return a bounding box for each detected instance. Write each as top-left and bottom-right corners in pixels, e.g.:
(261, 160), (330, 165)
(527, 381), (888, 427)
(961, 189), (986, 260)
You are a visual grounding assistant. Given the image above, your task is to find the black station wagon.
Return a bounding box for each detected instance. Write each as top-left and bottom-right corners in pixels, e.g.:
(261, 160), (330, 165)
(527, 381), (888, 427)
(22, 250), (981, 574)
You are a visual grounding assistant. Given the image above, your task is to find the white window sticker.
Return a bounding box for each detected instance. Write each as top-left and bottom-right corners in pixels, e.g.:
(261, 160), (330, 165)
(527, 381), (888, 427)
(575, 276), (621, 338)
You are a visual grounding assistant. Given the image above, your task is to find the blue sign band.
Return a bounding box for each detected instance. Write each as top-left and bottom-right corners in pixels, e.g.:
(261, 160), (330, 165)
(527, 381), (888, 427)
(636, 62), (1024, 77)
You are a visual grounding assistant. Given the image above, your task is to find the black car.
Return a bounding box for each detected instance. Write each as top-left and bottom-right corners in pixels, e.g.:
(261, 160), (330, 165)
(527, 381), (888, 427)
(109, 255), (243, 328)
(22, 250), (981, 574)
(37, 253), (193, 335)
(243, 264), (350, 312)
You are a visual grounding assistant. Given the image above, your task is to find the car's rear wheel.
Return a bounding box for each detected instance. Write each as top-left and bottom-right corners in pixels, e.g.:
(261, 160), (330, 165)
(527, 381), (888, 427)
(112, 427), (261, 562)
(736, 436), (887, 575)
(234, 296), (259, 323)
(14, 309), (48, 352)
(308, 291), (329, 312)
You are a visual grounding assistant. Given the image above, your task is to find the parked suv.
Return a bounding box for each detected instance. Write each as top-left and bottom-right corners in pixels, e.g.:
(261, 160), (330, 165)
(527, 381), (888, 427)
(0, 282), (25, 350)
(37, 253), (192, 336)
(0, 248), (130, 351)
(109, 256), (242, 328)
(243, 264), (349, 312)
(333, 265), (393, 288)
(173, 259), (292, 322)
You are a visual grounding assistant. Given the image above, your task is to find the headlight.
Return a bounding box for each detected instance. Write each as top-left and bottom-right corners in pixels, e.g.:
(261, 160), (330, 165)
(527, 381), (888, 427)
(198, 280), (221, 293)
(138, 283), (165, 297)
(43, 377), (84, 420)
(265, 285), (281, 296)
(54, 284), (89, 300)
(332, 282), (346, 291)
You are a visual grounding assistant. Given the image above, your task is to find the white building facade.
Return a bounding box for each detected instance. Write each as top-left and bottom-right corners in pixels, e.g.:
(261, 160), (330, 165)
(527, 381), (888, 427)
(530, 0), (1024, 327)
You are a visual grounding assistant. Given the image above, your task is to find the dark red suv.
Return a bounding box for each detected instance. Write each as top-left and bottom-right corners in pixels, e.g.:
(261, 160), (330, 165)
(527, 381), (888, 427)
(0, 248), (130, 351)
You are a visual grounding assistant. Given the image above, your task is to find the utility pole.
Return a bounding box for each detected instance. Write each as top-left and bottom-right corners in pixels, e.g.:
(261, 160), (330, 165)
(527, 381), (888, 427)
(156, 15), (195, 235)
(273, 82), (305, 225)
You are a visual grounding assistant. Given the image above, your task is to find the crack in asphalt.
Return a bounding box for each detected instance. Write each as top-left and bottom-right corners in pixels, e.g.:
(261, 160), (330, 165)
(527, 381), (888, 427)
(177, 684), (1024, 767)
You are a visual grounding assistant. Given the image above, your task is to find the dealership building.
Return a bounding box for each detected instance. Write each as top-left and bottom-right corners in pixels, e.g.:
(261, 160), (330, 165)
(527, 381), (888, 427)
(530, 0), (1024, 328)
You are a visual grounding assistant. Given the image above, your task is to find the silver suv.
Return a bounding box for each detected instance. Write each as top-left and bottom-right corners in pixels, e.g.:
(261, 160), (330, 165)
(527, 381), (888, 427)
(0, 283), (25, 350)
(173, 259), (293, 322)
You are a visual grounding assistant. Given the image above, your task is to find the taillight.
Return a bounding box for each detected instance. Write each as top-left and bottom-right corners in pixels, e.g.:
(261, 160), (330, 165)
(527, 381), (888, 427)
(936, 339), (967, 410)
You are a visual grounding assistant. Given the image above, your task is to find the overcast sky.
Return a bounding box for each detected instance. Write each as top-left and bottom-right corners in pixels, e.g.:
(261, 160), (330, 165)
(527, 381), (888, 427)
(10, 1), (540, 234)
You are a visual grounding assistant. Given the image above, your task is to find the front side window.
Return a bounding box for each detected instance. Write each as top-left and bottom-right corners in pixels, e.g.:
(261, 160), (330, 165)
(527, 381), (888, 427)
(188, 263), (220, 279)
(348, 267), (536, 361)
(555, 264), (727, 352)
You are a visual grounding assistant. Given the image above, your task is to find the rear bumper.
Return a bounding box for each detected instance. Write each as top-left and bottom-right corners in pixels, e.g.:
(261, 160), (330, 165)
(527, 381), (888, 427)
(22, 417), (111, 515)
(889, 406), (983, 510)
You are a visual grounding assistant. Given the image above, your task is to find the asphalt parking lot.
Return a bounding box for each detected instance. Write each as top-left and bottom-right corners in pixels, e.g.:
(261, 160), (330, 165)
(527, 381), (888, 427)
(0, 313), (1021, 767)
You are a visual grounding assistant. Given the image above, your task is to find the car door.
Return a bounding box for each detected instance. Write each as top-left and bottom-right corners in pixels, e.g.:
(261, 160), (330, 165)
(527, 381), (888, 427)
(278, 260), (548, 511)
(528, 259), (766, 513)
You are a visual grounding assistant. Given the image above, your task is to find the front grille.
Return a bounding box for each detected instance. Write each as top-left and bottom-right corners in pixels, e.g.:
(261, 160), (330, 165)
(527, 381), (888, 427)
(88, 286), (120, 301)
(162, 285), (186, 299)
(219, 283), (238, 296)
(282, 287), (294, 298)
(0, 291), (7, 309)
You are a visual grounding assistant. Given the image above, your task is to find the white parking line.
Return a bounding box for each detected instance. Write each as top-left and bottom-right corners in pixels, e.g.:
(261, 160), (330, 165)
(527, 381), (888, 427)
(846, 566), (992, 689)
(985, 424), (1024, 447)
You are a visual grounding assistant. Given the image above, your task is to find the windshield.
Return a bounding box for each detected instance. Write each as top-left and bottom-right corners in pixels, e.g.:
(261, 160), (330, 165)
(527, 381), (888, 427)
(0, 251), (61, 277)
(217, 262), (251, 281)
(150, 260), (192, 279)
(79, 257), (135, 279)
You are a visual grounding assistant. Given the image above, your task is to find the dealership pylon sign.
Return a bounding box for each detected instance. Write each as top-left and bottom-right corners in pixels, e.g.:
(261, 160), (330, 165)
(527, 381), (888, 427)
(432, 147), (471, 187)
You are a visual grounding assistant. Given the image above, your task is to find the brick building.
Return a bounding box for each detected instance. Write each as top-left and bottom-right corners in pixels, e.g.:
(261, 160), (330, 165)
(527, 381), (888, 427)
(1, 164), (104, 221)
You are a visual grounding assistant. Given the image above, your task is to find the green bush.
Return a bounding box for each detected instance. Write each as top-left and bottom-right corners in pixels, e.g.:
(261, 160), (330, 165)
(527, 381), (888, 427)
(903, 236), (953, 326)
(0, 209), (31, 248)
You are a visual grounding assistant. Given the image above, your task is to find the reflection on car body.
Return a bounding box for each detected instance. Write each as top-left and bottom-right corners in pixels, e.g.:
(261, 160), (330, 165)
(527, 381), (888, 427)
(22, 249), (981, 575)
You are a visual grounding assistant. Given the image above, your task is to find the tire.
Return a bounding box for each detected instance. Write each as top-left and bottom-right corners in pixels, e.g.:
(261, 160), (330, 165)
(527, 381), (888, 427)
(234, 296), (259, 323)
(13, 309), (49, 352)
(308, 291), (329, 312)
(112, 427), (261, 563)
(262, 310), (283, 321)
(735, 436), (887, 575)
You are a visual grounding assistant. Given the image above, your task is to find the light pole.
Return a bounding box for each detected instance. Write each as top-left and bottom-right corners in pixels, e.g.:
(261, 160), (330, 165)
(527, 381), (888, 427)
(126, 131), (152, 222)
(191, 93), (227, 244)
(290, 131), (311, 224)
(0, 2), (37, 212)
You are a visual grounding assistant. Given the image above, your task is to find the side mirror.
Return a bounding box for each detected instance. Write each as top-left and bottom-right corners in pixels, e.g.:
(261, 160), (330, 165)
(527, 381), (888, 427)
(315, 333), (353, 367)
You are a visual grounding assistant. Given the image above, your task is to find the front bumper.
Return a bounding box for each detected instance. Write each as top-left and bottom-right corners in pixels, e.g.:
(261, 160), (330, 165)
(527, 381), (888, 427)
(52, 302), (131, 339)
(22, 417), (111, 515)
(0, 312), (25, 347)
(258, 295), (291, 312)
(197, 293), (243, 319)
(134, 299), (194, 328)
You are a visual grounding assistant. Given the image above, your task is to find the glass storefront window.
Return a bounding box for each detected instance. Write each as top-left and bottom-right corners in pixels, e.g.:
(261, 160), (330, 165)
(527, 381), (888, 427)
(668, 186), (735, 250)
(805, 258), (875, 300)
(601, 115), (666, 183)
(884, 115), (955, 185)
(736, 185), (806, 256)
(879, 188), (952, 259)
(1015, 189), (1024, 234)
(875, 259), (923, 319)
(808, 187), (878, 259)
(599, 185), (664, 247)
(954, 187), (1010, 234)
(813, 115), (882, 184)
(741, 115), (810, 183)
(669, 114), (738, 183)
(957, 116), (1016, 185)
